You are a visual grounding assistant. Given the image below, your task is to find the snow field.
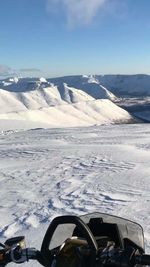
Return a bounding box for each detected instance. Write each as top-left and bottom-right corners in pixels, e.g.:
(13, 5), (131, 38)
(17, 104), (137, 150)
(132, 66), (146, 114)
(0, 124), (150, 261)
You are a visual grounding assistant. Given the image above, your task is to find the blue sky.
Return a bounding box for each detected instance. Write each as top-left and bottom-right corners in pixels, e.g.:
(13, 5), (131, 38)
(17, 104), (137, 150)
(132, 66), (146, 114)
(0, 0), (150, 78)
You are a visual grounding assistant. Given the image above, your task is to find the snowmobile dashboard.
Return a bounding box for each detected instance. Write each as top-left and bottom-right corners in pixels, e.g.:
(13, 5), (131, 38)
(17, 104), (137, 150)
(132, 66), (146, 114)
(0, 213), (148, 267)
(40, 213), (145, 267)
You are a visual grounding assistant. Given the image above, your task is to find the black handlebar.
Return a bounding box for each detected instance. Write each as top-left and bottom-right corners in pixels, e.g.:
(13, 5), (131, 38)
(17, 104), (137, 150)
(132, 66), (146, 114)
(0, 247), (41, 266)
(1, 237), (150, 267)
(136, 254), (150, 265)
(2, 246), (150, 267)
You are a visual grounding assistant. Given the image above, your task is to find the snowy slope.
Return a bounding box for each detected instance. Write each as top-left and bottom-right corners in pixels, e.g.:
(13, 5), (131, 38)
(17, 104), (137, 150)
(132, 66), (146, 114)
(0, 84), (66, 113)
(0, 99), (133, 128)
(0, 124), (150, 260)
(0, 77), (134, 129)
(48, 75), (117, 100)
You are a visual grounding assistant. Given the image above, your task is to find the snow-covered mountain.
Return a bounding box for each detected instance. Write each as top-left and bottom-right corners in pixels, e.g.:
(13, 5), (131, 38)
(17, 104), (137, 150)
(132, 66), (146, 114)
(47, 74), (150, 98)
(47, 74), (150, 123)
(2, 74), (150, 98)
(0, 77), (134, 130)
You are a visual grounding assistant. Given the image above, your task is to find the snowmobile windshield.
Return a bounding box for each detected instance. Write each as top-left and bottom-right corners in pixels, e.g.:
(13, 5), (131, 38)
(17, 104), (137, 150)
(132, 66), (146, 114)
(80, 212), (144, 250)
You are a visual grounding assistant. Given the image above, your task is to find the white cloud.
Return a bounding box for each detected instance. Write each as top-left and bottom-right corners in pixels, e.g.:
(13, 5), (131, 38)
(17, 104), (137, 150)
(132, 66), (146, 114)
(20, 68), (42, 73)
(47, 0), (108, 27)
(0, 65), (12, 76)
(0, 65), (42, 78)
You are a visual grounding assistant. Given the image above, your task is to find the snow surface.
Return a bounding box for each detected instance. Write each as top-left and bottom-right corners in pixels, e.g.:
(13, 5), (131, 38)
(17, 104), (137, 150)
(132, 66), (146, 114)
(0, 124), (150, 267)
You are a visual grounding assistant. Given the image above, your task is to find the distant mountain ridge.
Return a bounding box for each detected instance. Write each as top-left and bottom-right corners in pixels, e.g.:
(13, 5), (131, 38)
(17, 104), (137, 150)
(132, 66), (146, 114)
(48, 74), (150, 97)
(96, 74), (150, 97)
(0, 75), (117, 100)
(2, 74), (150, 97)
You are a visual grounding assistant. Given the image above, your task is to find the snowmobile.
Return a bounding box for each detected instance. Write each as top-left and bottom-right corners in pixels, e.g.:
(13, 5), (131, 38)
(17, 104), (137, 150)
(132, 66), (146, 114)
(0, 212), (150, 267)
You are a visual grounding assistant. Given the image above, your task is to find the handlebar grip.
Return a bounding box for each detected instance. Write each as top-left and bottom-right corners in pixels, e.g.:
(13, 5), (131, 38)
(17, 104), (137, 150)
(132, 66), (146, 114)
(136, 254), (150, 265)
